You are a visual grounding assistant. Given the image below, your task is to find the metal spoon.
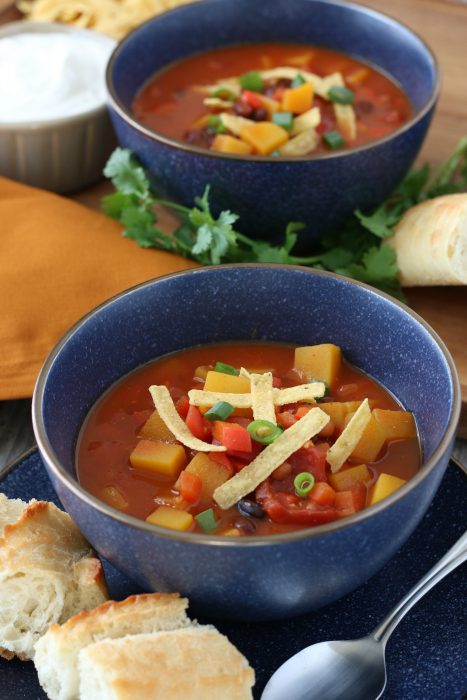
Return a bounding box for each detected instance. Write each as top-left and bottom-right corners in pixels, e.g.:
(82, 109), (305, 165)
(261, 530), (467, 700)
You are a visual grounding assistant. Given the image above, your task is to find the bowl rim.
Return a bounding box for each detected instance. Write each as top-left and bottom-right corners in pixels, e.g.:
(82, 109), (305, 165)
(0, 21), (116, 131)
(105, 0), (440, 163)
(32, 264), (461, 547)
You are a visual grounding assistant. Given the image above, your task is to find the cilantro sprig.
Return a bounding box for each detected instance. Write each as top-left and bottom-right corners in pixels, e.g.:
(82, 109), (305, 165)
(102, 138), (467, 300)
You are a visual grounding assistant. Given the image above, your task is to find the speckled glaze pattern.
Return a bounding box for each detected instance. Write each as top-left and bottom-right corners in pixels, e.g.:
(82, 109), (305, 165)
(106, 0), (439, 243)
(32, 266), (460, 621)
(0, 451), (465, 699)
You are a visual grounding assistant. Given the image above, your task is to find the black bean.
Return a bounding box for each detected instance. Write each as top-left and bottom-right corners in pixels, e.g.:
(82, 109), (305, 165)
(237, 499), (265, 519)
(233, 101), (253, 118)
(251, 107), (267, 122)
(184, 128), (213, 148)
(234, 517), (257, 534)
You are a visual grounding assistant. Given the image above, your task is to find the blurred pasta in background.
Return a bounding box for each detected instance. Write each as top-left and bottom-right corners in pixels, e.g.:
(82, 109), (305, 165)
(18, 0), (199, 38)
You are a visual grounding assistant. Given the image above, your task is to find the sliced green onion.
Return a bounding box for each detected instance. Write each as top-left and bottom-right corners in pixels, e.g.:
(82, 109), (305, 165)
(239, 70), (264, 92)
(271, 150), (282, 157)
(323, 130), (345, 149)
(247, 420), (283, 445)
(294, 472), (315, 498)
(291, 74), (306, 88)
(327, 86), (355, 105)
(205, 401), (234, 421)
(211, 87), (237, 101)
(214, 361), (239, 376)
(207, 115), (227, 134)
(272, 112), (294, 131)
(195, 508), (218, 532)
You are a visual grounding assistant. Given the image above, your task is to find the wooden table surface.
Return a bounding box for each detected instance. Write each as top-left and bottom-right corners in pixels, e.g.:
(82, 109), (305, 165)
(0, 0), (466, 469)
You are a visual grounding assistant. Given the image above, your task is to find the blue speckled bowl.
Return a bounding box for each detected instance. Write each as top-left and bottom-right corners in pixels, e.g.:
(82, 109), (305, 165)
(106, 0), (439, 245)
(32, 266), (460, 620)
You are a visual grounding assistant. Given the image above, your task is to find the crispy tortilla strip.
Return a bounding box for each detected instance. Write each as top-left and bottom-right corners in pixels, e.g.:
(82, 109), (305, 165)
(213, 408), (330, 509)
(188, 382), (326, 408)
(259, 67), (328, 97)
(322, 72), (357, 141)
(203, 97), (234, 109)
(240, 368), (276, 423)
(326, 398), (371, 473)
(387, 193), (467, 286)
(291, 107), (321, 135)
(219, 113), (254, 136)
(149, 386), (226, 452)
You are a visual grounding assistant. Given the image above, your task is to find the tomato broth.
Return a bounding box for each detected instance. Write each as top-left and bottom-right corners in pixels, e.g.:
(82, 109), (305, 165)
(77, 343), (420, 536)
(132, 43), (411, 157)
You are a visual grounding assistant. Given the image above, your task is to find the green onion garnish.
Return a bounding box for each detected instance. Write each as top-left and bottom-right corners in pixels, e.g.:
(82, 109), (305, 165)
(211, 87), (237, 101)
(195, 508), (218, 532)
(294, 472), (315, 498)
(323, 130), (345, 149)
(271, 150), (282, 157)
(327, 86), (355, 105)
(291, 74), (306, 88)
(239, 70), (264, 92)
(207, 115), (227, 134)
(205, 401), (234, 421)
(214, 361), (239, 376)
(247, 420), (283, 445)
(272, 112), (294, 131)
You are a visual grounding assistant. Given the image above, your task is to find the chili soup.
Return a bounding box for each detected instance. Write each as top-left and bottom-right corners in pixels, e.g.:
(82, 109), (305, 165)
(77, 342), (420, 537)
(132, 43), (411, 158)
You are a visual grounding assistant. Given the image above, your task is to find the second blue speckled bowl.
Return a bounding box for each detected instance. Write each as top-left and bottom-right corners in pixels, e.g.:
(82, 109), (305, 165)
(33, 266), (460, 621)
(106, 0), (439, 245)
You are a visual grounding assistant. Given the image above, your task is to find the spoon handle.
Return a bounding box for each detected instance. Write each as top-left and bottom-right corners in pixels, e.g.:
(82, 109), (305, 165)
(371, 530), (467, 645)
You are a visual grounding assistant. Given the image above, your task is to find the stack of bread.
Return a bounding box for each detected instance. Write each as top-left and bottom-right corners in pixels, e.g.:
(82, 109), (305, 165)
(0, 493), (255, 699)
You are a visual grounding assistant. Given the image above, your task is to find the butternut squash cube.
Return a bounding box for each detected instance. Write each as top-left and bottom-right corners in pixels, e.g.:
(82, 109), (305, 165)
(129, 439), (186, 477)
(282, 82), (313, 114)
(185, 452), (231, 506)
(146, 505), (193, 531)
(240, 121), (289, 155)
(369, 473), (406, 505)
(294, 344), (342, 386)
(139, 409), (175, 442)
(319, 400), (363, 428)
(212, 134), (253, 155)
(349, 414), (386, 462)
(204, 370), (250, 394)
(329, 464), (371, 492)
(373, 409), (417, 440)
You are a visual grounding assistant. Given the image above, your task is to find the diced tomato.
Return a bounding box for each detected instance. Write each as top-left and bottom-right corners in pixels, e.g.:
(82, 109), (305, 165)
(351, 482), (367, 511)
(227, 417), (251, 429)
(185, 405), (211, 441)
(272, 376), (283, 388)
(334, 490), (355, 518)
(272, 87), (285, 102)
(309, 481), (336, 507)
(241, 90), (264, 108)
(277, 411), (297, 429)
(175, 395), (190, 419)
(295, 405), (311, 419)
(179, 471), (202, 504)
(212, 421), (252, 452)
(289, 443), (327, 482)
(262, 492), (338, 526)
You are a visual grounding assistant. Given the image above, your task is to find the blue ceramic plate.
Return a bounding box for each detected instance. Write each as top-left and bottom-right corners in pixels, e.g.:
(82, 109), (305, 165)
(1, 449), (465, 700)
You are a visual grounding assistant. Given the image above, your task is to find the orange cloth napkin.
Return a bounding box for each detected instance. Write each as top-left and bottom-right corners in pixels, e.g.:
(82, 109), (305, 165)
(0, 177), (197, 400)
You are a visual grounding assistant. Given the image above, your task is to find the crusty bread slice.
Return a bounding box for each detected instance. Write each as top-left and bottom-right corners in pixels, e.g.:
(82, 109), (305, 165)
(34, 593), (190, 700)
(0, 493), (108, 661)
(78, 626), (255, 700)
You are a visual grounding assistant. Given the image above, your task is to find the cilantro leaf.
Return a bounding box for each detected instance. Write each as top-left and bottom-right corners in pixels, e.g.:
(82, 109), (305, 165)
(355, 206), (400, 239)
(103, 148), (151, 198)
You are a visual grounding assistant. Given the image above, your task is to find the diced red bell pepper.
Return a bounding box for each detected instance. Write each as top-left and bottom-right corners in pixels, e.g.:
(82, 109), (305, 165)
(277, 411), (297, 429)
(212, 421), (252, 452)
(175, 395), (190, 419)
(185, 405), (211, 441)
(309, 481), (336, 507)
(208, 451), (233, 471)
(179, 470), (202, 504)
(241, 90), (264, 109)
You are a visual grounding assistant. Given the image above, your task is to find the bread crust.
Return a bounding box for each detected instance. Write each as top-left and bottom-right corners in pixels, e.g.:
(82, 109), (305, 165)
(0, 493), (108, 661)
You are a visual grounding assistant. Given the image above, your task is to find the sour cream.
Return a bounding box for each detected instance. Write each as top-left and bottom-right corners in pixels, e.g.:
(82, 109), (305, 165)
(0, 31), (116, 123)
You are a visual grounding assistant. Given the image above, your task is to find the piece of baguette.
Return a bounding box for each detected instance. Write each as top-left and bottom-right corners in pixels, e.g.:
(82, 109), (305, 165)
(34, 593), (190, 700)
(387, 193), (467, 286)
(78, 626), (255, 700)
(0, 493), (108, 661)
